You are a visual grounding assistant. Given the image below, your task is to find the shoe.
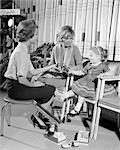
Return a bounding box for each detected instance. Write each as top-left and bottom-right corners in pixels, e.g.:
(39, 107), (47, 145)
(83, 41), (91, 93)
(69, 109), (79, 117)
(38, 112), (49, 122)
(62, 116), (71, 123)
(61, 142), (71, 149)
(38, 112), (51, 126)
(31, 115), (47, 130)
(61, 140), (80, 149)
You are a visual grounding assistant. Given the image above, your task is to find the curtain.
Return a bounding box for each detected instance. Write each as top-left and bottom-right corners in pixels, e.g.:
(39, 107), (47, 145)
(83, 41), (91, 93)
(15, 0), (120, 61)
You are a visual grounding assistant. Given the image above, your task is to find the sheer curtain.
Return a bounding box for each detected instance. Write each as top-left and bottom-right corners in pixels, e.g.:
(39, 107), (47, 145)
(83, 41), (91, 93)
(15, 0), (120, 60)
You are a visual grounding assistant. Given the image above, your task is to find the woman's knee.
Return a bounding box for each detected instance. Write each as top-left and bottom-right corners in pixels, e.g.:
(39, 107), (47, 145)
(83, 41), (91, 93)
(47, 85), (56, 94)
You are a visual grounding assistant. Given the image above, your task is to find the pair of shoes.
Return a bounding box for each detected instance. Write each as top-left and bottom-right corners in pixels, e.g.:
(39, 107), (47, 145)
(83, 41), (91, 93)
(31, 115), (47, 130)
(61, 140), (79, 149)
(69, 109), (79, 117)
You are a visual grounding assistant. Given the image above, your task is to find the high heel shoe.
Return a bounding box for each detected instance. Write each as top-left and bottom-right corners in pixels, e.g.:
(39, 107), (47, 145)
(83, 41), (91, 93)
(31, 115), (47, 130)
(38, 112), (51, 127)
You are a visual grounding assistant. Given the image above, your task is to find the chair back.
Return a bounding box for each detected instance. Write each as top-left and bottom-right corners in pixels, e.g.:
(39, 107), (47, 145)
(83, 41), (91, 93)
(107, 61), (120, 76)
(107, 61), (120, 97)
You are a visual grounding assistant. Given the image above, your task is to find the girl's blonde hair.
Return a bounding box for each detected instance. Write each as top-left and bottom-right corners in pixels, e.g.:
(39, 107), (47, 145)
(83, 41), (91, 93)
(90, 46), (108, 62)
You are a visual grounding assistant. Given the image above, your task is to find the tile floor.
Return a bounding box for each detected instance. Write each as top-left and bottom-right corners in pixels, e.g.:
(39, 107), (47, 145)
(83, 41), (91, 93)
(0, 89), (120, 150)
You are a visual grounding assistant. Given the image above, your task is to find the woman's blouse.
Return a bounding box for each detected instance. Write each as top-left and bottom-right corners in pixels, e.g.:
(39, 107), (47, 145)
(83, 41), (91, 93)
(5, 42), (34, 80)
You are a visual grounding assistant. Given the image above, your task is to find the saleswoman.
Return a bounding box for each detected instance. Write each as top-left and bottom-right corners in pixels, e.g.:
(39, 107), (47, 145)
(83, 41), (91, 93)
(4, 19), (56, 129)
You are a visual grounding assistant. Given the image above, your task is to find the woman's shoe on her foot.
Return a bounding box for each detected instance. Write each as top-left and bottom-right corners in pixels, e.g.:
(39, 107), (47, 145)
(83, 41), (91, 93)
(38, 112), (50, 125)
(69, 109), (79, 117)
(31, 115), (47, 130)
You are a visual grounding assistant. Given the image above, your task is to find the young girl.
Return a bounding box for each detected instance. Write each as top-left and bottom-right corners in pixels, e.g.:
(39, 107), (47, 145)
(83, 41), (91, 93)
(57, 46), (117, 116)
(49, 25), (83, 71)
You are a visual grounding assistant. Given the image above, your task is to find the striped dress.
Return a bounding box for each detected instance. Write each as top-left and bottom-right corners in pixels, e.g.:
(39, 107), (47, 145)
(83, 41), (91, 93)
(71, 62), (117, 99)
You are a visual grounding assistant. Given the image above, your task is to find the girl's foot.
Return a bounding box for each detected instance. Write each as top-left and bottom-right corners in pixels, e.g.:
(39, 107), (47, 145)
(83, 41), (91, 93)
(69, 109), (79, 117)
(55, 90), (67, 102)
(54, 89), (63, 97)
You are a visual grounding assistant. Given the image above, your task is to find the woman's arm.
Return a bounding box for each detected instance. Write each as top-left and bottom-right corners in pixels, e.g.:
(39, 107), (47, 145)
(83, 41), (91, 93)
(30, 64), (56, 76)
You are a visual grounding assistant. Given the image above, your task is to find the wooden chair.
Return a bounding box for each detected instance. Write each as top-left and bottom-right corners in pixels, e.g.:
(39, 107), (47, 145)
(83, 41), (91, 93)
(62, 61), (120, 139)
(93, 75), (120, 139)
(92, 62), (120, 139)
(0, 95), (60, 136)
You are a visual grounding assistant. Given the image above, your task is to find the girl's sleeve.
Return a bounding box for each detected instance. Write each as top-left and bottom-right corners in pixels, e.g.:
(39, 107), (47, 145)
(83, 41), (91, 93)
(103, 63), (109, 72)
(82, 62), (91, 74)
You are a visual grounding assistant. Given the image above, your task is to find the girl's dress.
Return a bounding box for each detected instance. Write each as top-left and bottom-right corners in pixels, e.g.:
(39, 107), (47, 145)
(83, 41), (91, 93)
(71, 62), (117, 99)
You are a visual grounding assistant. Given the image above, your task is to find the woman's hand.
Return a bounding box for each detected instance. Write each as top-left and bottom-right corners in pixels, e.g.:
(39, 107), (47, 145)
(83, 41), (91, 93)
(31, 73), (43, 82)
(33, 81), (45, 87)
(68, 69), (84, 76)
(98, 72), (111, 78)
(68, 69), (76, 74)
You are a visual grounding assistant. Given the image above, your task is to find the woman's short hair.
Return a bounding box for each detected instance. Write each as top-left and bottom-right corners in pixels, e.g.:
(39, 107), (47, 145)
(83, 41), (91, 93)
(57, 25), (75, 42)
(60, 25), (75, 37)
(16, 19), (38, 42)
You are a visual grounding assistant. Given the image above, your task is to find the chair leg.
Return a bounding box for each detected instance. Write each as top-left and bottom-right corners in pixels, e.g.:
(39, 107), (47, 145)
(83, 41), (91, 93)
(117, 113), (120, 132)
(0, 103), (8, 136)
(88, 104), (93, 119)
(93, 107), (101, 140)
(90, 103), (98, 139)
(60, 101), (66, 121)
(7, 103), (11, 126)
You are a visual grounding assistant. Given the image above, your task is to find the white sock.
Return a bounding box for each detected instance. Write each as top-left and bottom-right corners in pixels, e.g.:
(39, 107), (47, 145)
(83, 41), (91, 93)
(61, 90), (74, 101)
(74, 96), (84, 112)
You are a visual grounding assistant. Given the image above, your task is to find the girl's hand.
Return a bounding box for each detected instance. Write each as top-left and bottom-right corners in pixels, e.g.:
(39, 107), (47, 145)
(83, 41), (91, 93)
(49, 64), (57, 69)
(33, 81), (45, 87)
(98, 72), (110, 78)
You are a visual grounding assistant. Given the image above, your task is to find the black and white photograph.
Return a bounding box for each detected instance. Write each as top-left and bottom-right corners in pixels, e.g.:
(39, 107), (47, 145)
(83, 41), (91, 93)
(0, 0), (120, 149)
